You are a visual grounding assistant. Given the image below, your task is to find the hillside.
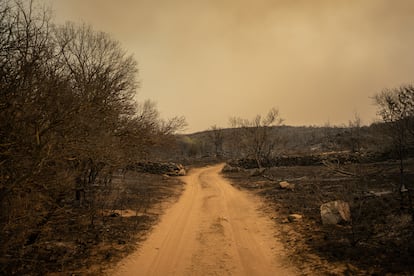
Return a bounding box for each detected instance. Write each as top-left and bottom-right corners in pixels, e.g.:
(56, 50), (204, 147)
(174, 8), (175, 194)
(173, 124), (388, 162)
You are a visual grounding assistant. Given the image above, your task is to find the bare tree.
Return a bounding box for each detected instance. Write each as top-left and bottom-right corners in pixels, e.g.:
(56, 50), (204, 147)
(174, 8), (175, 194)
(229, 107), (283, 168)
(0, 1), (188, 269)
(373, 85), (414, 213)
(119, 100), (187, 162)
(0, 0), (62, 206)
(348, 112), (362, 153)
(0, 1), (77, 267)
(208, 125), (224, 157)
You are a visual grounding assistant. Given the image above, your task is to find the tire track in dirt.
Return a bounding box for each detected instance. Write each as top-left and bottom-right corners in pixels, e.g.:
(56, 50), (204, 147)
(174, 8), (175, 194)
(113, 164), (296, 276)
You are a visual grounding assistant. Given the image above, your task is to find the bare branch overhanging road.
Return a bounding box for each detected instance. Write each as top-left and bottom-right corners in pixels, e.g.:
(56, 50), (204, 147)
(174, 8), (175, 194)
(113, 164), (297, 276)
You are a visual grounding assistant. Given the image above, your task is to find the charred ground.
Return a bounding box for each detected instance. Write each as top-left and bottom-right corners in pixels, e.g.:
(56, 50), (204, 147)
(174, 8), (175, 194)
(223, 159), (414, 275)
(1, 170), (184, 275)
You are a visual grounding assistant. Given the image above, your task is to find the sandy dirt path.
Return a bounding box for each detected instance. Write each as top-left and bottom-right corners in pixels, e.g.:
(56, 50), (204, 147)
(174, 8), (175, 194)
(113, 164), (297, 276)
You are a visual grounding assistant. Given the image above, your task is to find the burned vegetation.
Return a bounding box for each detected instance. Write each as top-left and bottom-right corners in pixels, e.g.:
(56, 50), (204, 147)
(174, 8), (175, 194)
(224, 158), (414, 275)
(214, 102), (414, 274)
(2, 1), (414, 275)
(0, 1), (186, 275)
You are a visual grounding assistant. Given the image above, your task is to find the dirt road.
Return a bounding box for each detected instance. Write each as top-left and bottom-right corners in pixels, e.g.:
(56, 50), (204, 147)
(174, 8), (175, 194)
(113, 164), (296, 276)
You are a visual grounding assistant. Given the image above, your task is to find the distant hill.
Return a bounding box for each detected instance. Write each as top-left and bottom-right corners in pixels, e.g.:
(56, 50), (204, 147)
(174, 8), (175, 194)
(166, 124), (389, 161)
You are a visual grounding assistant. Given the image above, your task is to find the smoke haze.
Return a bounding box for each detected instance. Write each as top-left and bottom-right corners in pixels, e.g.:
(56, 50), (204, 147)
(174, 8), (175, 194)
(41, 0), (414, 132)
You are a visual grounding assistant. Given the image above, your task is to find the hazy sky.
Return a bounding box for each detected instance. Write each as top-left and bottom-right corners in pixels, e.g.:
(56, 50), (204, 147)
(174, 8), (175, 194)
(40, 0), (414, 132)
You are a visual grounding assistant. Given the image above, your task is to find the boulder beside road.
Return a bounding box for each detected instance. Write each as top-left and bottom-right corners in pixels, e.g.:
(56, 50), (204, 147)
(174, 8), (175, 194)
(320, 200), (351, 225)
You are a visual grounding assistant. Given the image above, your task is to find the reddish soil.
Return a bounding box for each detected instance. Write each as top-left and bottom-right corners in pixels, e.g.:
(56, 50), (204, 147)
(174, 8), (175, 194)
(112, 164), (297, 275)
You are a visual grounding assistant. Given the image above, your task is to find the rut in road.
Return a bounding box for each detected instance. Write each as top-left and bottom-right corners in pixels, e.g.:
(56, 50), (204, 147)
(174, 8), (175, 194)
(113, 164), (296, 276)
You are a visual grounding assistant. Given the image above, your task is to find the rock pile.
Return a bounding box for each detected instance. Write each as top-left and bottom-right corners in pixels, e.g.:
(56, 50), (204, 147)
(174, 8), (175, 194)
(129, 162), (186, 176)
(221, 164), (242, 173)
(227, 152), (390, 169)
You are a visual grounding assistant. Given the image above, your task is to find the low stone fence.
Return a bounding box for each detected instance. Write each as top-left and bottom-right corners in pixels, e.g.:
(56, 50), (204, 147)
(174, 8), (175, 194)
(128, 162), (186, 176)
(228, 152), (390, 169)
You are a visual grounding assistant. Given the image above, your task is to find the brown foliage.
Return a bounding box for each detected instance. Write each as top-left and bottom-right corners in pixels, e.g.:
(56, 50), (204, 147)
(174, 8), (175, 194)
(0, 1), (185, 273)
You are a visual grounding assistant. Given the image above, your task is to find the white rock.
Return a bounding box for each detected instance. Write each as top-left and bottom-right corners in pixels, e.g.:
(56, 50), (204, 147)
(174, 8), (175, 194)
(279, 181), (295, 190)
(320, 200), (351, 225)
(177, 168), (186, 176)
(249, 168), (266, 177)
(288, 214), (303, 222)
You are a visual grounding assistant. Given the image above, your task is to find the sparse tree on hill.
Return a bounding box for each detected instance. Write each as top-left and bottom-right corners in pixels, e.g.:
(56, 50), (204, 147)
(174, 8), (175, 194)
(374, 85), (414, 213)
(348, 112), (362, 153)
(229, 107), (283, 168)
(208, 125), (224, 157)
